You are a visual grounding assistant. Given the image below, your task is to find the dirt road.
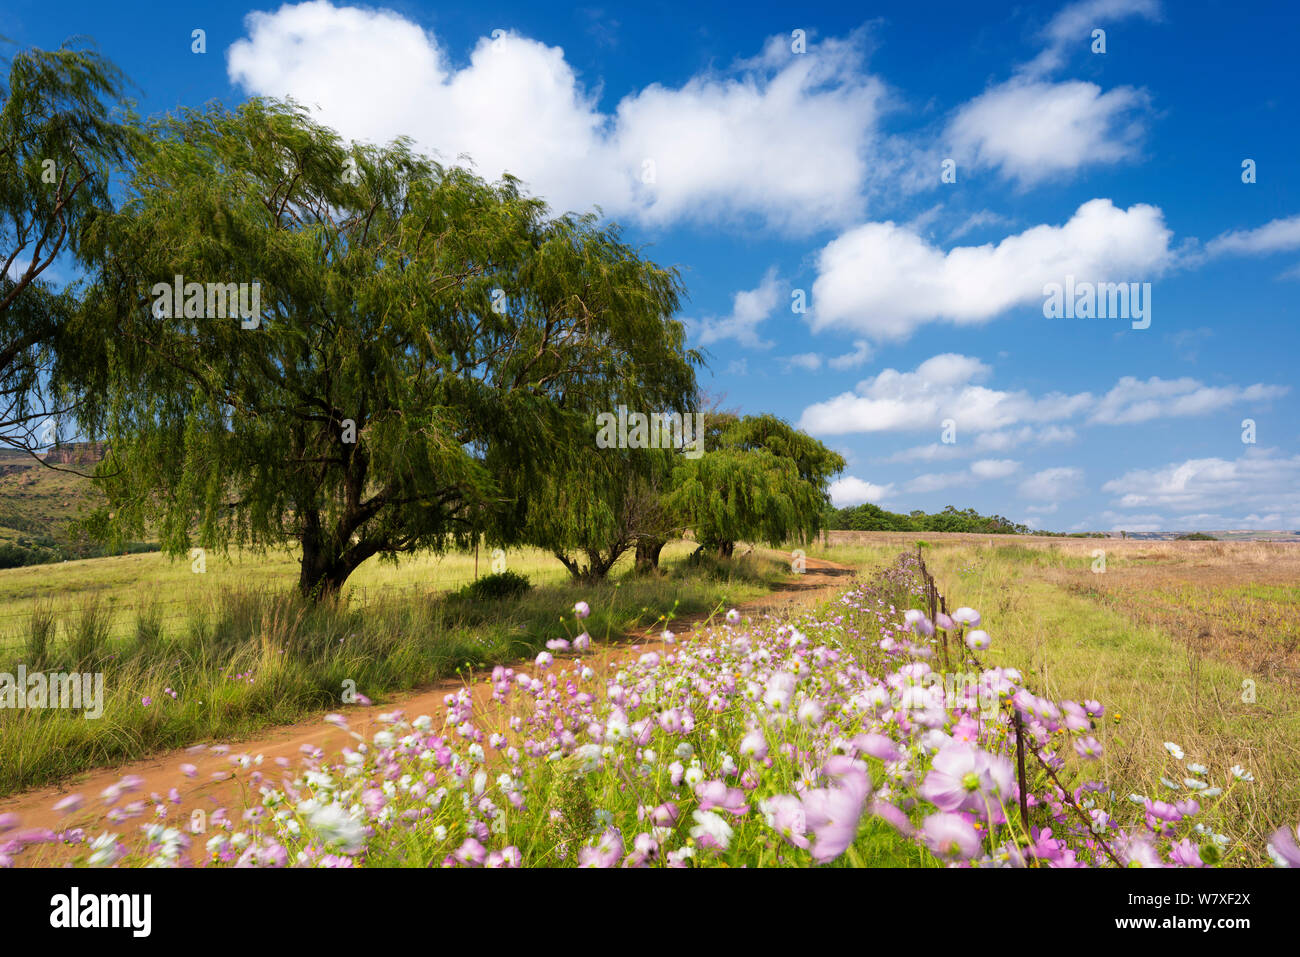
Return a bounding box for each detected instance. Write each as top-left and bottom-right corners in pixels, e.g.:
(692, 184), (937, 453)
(2, 554), (858, 861)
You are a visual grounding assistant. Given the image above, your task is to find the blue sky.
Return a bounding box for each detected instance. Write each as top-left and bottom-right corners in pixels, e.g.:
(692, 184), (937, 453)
(6, 0), (1300, 532)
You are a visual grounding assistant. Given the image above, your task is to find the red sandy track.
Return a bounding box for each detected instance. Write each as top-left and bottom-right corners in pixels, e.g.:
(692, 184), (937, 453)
(3, 554), (856, 864)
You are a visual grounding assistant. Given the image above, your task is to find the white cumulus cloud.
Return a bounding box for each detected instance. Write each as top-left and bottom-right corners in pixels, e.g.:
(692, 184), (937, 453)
(809, 198), (1174, 342)
(227, 4), (886, 231)
(828, 477), (894, 508)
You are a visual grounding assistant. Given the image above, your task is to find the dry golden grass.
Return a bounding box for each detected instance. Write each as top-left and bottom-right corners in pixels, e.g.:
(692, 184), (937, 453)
(812, 532), (1300, 864)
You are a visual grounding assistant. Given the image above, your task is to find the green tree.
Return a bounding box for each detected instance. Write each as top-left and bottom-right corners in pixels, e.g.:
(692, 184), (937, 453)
(71, 99), (697, 598)
(1, 41), (135, 454)
(668, 414), (844, 559)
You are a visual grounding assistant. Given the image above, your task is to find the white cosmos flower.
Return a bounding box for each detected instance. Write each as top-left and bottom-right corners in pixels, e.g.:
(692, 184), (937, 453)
(1163, 742), (1185, 760)
(690, 809), (733, 849)
(307, 803), (366, 854)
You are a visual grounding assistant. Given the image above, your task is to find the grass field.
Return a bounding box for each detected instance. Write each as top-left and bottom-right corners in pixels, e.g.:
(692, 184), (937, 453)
(0, 539), (702, 651)
(0, 540), (785, 795)
(811, 532), (1300, 863)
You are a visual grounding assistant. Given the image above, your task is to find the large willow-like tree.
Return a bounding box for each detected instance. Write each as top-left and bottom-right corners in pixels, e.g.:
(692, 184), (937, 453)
(71, 99), (697, 598)
(1, 41), (135, 453)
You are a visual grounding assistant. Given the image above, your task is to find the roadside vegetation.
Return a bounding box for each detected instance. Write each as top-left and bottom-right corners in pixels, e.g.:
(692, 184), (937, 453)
(0, 544), (787, 796)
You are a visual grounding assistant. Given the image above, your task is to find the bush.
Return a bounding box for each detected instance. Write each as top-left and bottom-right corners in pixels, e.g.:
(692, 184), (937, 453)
(454, 571), (533, 603)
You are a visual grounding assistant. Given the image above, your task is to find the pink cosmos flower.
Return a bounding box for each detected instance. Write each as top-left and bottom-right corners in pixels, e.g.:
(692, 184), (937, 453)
(852, 733), (902, 763)
(574, 601), (590, 620)
(1074, 736), (1103, 759)
(1170, 839), (1204, 867)
(800, 764), (871, 863)
(739, 729), (769, 761)
(696, 780), (749, 816)
(922, 812), (981, 860)
(579, 828), (623, 868)
(649, 803), (679, 828)
(870, 800), (913, 836)
(1267, 825), (1300, 867)
(763, 795), (810, 850)
(454, 837), (487, 866)
(919, 743), (1013, 817)
(52, 795), (84, 815)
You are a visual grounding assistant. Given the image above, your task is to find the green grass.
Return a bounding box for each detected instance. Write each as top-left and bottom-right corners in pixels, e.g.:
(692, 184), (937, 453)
(0, 543), (788, 796)
(0, 540), (707, 651)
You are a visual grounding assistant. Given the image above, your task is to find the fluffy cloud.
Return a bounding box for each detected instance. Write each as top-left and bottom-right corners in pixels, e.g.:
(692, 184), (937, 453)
(1019, 0), (1162, 78)
(828, 476), (894, 507)
(809, 199), (1174, 341)
(1088, 377), (1288, 425)
(227, 4), (885, 231)
(1018, 467), (1085, 501)
(828, 340), (873, 371)
(970, 458), (1021, 479)
(884, 427), (1074, 464)
(799, 353), (1282, 438)
(783, 353), (823, 373)
(906, 472), (972, 494)
(1101, 450), (1300, 518)
(1204, 214), (1300, 258)
(686, 270), (784, 348)
(947, 80), (1149, 186)
(901, 459), (1019, 494)
(799, 354), (1091, 435)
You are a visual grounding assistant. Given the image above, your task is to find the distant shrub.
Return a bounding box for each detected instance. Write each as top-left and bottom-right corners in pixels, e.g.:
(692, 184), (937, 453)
(455, 571), (533, 602)
(1176, 532), (1218, 541)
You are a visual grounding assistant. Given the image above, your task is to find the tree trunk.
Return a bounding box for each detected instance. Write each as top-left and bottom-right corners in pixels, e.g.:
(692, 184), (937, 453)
(299, 520), (379, 600)
(717, 540), (735, 560)
(635, 536), (665, 574)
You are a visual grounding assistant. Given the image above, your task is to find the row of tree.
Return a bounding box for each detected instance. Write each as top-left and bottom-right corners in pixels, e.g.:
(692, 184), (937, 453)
(1, 42), (844, 598)
(826, 503), (1101, 537)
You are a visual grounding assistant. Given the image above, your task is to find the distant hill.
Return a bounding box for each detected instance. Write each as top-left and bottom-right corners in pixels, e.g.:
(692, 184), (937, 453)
(0, 446), (156, 567)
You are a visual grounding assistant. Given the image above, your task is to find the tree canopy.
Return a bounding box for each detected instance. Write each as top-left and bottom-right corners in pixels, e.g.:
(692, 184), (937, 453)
(667, 413), (845, 558)
(1, 41), (135, 454)
(70, 98), (699, 597)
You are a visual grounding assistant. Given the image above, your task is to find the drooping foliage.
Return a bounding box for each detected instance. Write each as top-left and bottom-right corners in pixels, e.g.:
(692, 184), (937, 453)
(1, 41), (135, 453)
(668, 413), (845, 558)
(70, 99), (698, 597)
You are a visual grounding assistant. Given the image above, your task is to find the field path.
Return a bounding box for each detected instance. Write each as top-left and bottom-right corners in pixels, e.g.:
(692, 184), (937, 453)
(2, 553), (859, 859)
